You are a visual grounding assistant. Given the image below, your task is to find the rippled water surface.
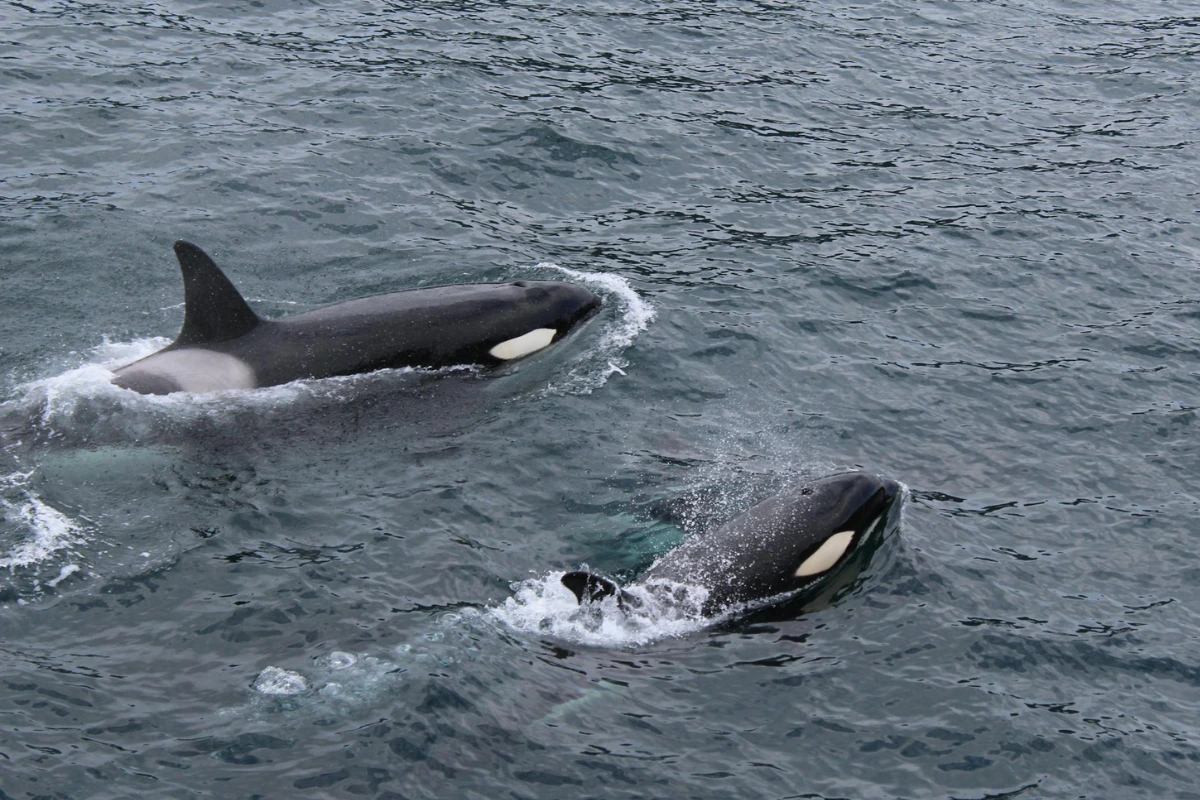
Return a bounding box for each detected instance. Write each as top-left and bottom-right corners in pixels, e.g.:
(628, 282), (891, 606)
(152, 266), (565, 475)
(3, 1), (1200, 798)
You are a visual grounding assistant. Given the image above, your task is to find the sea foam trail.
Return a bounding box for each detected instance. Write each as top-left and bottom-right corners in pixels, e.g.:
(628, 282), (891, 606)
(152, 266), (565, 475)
(0, 337), (311, 583)
(0, 465), (89, 602)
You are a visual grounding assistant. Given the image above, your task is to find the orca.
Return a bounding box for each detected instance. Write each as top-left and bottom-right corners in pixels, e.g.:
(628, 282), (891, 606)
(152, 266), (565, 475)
(111, 241), (602, 395)
(562, 471), (902, 617)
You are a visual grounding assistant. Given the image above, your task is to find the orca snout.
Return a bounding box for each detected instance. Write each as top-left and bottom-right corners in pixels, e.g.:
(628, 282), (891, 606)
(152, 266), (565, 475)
(808, 471), (903, 535)
(856, 473), (902, 518)
(523, 280), (602, 330)
(565, 284), (602, 323)
(859, 475), (903, 539)
(875, 476), (901, 506)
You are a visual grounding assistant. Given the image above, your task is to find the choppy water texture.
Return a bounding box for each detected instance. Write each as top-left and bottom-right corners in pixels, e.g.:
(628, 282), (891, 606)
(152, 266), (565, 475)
(3, 1), (1200, 798)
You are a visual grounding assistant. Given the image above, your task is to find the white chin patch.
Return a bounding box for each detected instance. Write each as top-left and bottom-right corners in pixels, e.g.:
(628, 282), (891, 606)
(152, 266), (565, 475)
(120, 349), (257, 393)
(795, 530), (856, 577)
(489, 328), (557, 360)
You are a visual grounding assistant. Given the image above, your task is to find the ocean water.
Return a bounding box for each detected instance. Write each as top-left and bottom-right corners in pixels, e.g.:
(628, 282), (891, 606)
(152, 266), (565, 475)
(3, 1), (1200, 797)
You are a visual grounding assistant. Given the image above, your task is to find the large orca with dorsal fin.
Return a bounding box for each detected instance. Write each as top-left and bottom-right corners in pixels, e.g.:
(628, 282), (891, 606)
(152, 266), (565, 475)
(561, 471), (903, 618)
(111, 241), (602, 395)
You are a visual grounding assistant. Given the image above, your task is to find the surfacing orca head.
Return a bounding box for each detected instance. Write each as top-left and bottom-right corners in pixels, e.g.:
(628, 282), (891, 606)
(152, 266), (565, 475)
(787, 471), (901, 579)
(665, 470), (903, 612)
(561, 471), (904, 619)
(484, 280), (602, 361)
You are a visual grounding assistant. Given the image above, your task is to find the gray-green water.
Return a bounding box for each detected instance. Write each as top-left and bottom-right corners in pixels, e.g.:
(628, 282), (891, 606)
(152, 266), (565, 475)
(3, 1), (1200, 798)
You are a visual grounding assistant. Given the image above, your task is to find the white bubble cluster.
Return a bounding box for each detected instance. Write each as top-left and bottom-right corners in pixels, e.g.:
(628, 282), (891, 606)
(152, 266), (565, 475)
(316, 651), (357, 670)
(252, 666), (311, 696)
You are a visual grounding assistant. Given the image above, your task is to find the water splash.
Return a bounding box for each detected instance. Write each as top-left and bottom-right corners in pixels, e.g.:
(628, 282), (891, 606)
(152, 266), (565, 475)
(536, 262), (655, 394)
(0, 469), (85, 573)
(6, 337), (353, 436)
(491, 570), (715, 648)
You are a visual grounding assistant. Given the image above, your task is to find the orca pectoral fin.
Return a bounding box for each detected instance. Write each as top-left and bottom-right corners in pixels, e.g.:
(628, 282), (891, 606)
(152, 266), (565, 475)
(562, 571), (620, 604)
(561, 571), (643, 611)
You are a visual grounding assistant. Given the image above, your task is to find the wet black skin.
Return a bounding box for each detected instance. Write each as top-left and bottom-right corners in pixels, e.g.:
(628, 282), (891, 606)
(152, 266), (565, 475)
(563, 471), (902, 616)
(112, 241), (603, 395)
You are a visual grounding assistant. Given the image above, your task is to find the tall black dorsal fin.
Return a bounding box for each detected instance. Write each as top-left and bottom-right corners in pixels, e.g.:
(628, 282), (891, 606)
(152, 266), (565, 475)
(171, 240), (260, 347)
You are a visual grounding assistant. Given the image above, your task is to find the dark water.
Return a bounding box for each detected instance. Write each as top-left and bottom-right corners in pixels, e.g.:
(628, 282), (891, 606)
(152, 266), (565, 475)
(3, 1), (1200, 797)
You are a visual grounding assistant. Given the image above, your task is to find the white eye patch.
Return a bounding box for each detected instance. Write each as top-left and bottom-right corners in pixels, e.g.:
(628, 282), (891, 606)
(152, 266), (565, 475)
(489, 328), (556, 360)
(794, 530), (855, 577)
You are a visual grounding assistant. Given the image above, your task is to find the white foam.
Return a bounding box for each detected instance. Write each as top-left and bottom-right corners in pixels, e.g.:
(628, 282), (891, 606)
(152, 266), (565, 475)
(5, 338), (162, 427)
(535, 263), (655, 394)
(0, 471), (84, 571)
(43, 563), (81, 588)
(237, 650), (408, 716)
(490, 570), (712, 648)
(252, 666), (311, 696)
